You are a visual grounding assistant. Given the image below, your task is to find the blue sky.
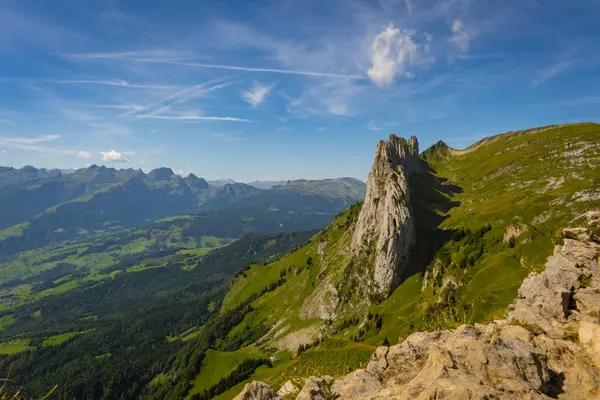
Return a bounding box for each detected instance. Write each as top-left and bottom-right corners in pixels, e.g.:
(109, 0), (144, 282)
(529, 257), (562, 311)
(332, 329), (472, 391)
(0, 0), (599, 181)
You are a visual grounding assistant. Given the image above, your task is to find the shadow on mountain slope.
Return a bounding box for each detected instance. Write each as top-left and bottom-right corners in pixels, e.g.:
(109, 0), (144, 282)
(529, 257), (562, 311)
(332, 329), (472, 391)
(397, 159), (462, 284)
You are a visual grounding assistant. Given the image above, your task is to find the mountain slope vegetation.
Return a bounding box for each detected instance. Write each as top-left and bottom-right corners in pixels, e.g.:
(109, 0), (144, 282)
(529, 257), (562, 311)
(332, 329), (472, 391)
(158, 122), (599, 399)
(0, 230), (313, 399)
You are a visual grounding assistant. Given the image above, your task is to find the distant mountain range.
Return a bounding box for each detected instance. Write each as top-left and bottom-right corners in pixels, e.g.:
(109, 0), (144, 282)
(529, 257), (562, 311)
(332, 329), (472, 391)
(210, 179), (288, 190)
(206, 178), (237, 187)
(0, 165), (365, 256)
(245, 180), (288, 190)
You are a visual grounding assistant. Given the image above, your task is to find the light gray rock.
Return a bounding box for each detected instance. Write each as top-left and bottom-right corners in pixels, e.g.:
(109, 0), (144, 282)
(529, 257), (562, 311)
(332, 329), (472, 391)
(331, 369), (381, 399)
(563, 227), (594, 243)
(587, 211), (600, 227)
(368, 323), (553, 400)
(295, 376), (327, 400)
(277, 380), (300, 397)
(561, 238), (599, 268)
(504, 223), (528, 243)
(351, 134), (420, 297)
(234, 381), (281, 400)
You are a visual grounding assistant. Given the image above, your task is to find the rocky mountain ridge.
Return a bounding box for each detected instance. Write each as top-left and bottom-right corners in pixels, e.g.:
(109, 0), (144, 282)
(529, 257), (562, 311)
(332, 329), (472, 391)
(234, 212), (600, 399)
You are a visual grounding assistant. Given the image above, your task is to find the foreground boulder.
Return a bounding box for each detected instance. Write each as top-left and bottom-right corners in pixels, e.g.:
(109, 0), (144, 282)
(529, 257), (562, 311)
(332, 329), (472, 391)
(240, 226), (600, 399)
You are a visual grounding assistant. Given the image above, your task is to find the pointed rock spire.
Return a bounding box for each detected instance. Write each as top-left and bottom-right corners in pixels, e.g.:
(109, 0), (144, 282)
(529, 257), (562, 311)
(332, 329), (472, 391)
(351, 134), (420, 297)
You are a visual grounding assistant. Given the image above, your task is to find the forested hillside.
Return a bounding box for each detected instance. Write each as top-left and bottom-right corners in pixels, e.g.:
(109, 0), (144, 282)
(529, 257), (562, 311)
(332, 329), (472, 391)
(0, 231), (313, 398)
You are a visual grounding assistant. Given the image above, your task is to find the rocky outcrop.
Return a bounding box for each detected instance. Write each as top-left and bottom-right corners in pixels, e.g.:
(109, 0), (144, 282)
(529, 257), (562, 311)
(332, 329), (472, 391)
(295, 377), (328, 400)
(508, 227), (600, 340)
(351, 134), (420, 296)
(234, 381), (281, 400)
(503, 223), (529, 243)
(237, 225), (600, 399)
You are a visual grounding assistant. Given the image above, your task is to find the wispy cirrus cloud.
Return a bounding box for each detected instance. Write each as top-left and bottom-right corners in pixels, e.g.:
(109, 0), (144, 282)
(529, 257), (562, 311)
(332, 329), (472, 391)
(61, 50), (368, 80)
(61, 49), (193, 61)
(124, 58), (369, 80)
(212, 133), (243, 142)
(61, 16), (371, 81)
(54, 79), (179, 90)
(0, 134), (60, 146)
(126, 77), (235, 118)
(242, 81), (275, 107)
(120, 76), (253, 122)
(0, 134), (89, 157)
(138, 114), (252, 122)
(92, 104), (146, 112)
(60, 108), (133, 135)
(404, 0), (413, 16)
(532, 61), (573, 86)
(367, 120), (384, 131)
(9, 143), (80, 155)
(282, 78), (362, 117)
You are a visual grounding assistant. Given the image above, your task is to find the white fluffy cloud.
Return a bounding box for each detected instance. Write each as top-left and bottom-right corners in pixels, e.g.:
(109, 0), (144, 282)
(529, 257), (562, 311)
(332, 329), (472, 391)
(450, 19), (473, 54)
(242, 81), (275, 107)
(77, 150), (92, 159)
(368, 24), (418, 87)
(100, 149), (129, 163)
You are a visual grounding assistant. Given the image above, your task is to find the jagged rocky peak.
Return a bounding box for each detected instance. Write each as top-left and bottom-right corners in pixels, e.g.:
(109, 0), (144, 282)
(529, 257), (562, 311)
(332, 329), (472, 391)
(148, 167), (174, 181)
(185, 173), (209, 190)
(373, 134), (419, 175)
(351, 134), (420, 297)
(421, 140), (453, 162)
(20, 165), (39, 173)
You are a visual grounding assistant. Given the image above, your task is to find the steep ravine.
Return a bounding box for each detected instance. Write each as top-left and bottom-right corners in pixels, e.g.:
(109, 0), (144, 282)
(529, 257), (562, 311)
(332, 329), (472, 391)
(234, 212), (600, 399)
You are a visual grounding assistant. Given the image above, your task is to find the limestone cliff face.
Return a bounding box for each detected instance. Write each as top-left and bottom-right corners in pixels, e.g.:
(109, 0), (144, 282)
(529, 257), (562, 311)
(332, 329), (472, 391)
(351, 134), (420, 296)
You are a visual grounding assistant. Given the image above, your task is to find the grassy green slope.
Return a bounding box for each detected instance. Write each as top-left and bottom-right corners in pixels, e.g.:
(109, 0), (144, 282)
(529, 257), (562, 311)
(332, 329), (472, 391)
(436, 123), (598, 235)
(370, 123), (600, 343)
(188, 206), (365, 398)
(187, 348), (261, 398)
(222, 203), (360, 333)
